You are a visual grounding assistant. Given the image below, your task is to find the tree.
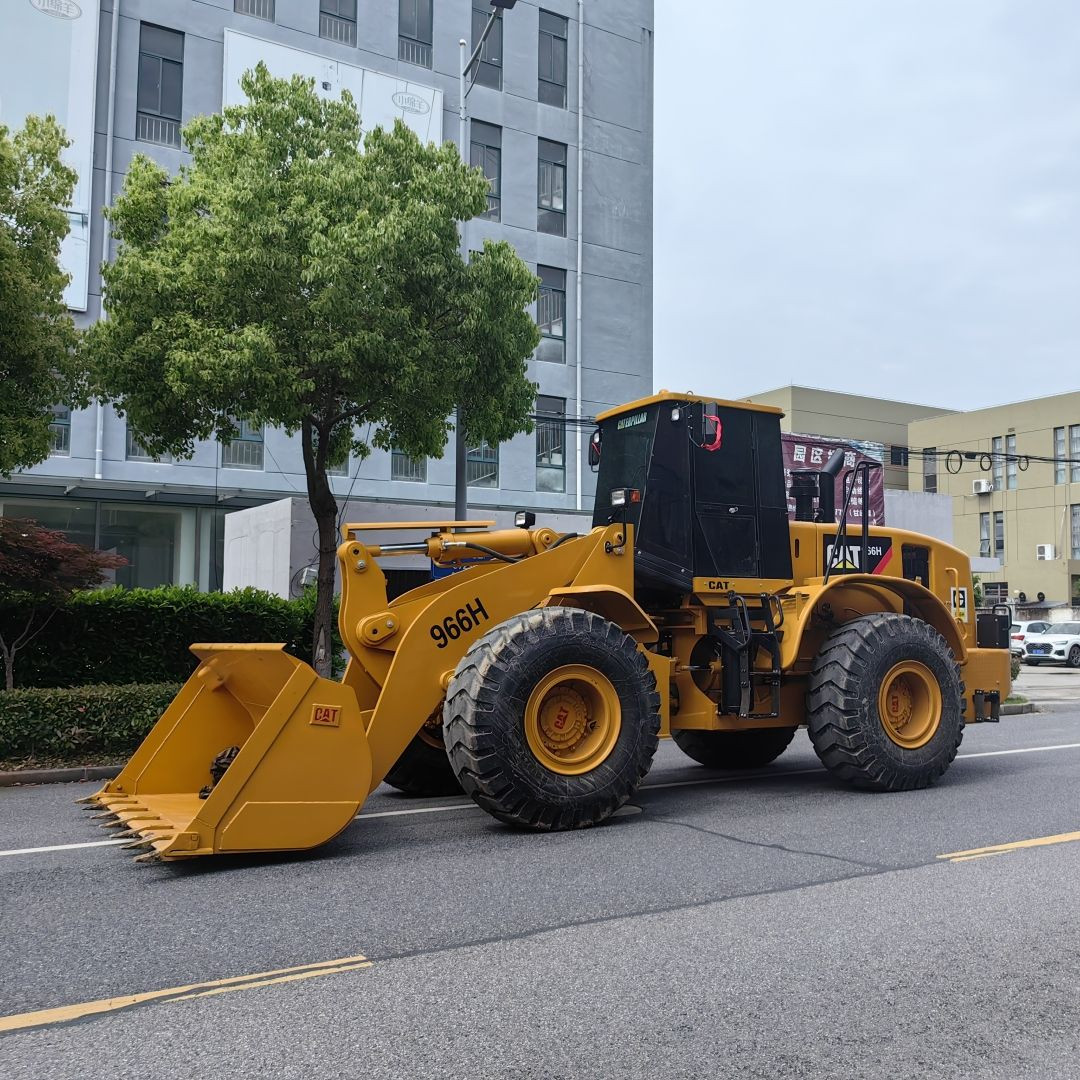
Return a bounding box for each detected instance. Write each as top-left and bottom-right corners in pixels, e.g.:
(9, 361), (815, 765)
(0, 115), (80, 475)
(86, 66), (540, 676)
(0, 519), (125, 690)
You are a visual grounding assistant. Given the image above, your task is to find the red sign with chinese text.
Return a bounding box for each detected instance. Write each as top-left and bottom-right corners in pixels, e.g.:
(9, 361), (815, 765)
(781, 433), (886, 526)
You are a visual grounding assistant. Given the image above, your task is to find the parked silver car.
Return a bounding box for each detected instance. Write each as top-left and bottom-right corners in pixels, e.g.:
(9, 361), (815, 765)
(1024, 622), (1080, 667)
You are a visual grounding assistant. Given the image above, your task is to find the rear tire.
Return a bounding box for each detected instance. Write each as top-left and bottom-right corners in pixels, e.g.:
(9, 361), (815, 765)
(444, 607), (660, 831)
(807, 613), (964, 792)
(383, 730), (462, 797)
(671, 727), (797, 769)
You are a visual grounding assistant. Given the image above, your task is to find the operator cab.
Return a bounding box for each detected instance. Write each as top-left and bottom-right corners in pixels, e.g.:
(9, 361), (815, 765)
(590, 393), (792, 592)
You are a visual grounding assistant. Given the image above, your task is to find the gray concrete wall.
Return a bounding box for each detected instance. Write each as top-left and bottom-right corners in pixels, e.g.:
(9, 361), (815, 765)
(17, 0), (653, 538)
(884, 490), (954, 544)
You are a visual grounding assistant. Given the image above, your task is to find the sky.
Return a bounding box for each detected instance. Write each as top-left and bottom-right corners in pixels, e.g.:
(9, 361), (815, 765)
(652, 1), (1080, 410)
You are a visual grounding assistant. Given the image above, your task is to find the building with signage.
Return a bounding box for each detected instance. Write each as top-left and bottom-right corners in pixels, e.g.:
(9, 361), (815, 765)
(743, 385), (954, 491)
(908, 391), (1080, 611)
(1, 0), (654, 590)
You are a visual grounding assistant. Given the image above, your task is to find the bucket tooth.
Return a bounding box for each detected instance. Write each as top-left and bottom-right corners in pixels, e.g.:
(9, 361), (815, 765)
(134, 851), (162, 864)
(75, 795), (102, 805)
(122, 838), (157, 850)
(91, 811), (119, 820)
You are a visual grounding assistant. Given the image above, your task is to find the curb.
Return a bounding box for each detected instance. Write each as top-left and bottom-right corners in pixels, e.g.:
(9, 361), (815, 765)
(0, 765), (122, 788)
(1001, 702), (1035, 715)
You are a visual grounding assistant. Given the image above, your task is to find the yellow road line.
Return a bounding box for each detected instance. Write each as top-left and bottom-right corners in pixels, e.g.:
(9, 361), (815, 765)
(940, 829), (1080, 863)
(0, 953), (371, 1035)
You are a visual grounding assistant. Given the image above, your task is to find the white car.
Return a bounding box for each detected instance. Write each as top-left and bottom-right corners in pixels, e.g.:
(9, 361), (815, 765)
(1010, 620), (1051, 658)
(1024, 622), (1080, 667)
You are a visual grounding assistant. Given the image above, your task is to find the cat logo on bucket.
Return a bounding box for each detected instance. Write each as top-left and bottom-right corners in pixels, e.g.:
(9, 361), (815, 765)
(310, 704), (342, 728)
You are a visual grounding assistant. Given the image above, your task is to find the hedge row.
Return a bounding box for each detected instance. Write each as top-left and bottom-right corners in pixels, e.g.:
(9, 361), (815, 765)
(0, 586), (337, 689)
(0, 683), (181, 762)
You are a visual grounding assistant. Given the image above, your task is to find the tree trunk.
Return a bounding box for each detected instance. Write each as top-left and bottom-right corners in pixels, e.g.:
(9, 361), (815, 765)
(2, 652), (13, 692)
(301, 418), (338, 680)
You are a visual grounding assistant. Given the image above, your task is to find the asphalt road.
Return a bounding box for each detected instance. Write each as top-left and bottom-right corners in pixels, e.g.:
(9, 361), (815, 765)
(2, 683), (1079, 1079)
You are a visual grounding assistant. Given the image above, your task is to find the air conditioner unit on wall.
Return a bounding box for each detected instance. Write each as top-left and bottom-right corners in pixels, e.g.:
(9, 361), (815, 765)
(972, 479), (994, 495)
(1036, 544), (1055, 560)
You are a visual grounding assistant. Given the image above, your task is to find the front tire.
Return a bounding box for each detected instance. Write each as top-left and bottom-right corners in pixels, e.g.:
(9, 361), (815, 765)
(807, 613), (964, 792)
(1068, 647), (1080, 669)
(443, 607), (660, 831)
(672, 727), (797, 769)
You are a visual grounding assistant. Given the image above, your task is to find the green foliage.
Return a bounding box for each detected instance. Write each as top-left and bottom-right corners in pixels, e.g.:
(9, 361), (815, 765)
(1010, 654), (1021, 682)
(0, 586), (337, 689)
(0, 114), (81, 475)
(0, 518), (127, 690)
(85, 64), (540, 463)
(0, 683), (181, 763)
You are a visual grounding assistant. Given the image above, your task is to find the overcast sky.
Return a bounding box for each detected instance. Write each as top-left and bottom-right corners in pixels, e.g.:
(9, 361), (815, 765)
(652, 1), (1080, 410)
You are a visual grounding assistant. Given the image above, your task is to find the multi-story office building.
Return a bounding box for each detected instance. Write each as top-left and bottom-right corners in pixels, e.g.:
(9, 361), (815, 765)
(1, 0), (654, 589)
(909, 392), (1080, 610)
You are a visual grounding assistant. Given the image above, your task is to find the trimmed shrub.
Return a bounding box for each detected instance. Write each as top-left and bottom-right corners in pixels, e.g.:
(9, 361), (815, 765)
(0, 683), (181, 761)
(0, 586), (337, 689)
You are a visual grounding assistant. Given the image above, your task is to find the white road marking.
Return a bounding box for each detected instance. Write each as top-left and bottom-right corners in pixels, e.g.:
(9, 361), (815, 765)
(2, 740), (1079, 860)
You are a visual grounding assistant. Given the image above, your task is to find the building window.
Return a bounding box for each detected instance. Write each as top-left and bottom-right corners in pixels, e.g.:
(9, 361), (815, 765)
(537, 139), (567, 236)
(536, 265), (566, 365)
(471, 3), (502, 89)
(1070, 425), (1080, 483)
(991, 435), (1003, 490)
(467, 440), (499, 487)
(536, 395), (566, 493)
(221, 419), (264, 469)
(538, 10), (568, 108)
(470, 121), (501, 221)
(234, 0), (274, 20)
(320, 0), (357, 46)
(922, 447), (936, 494)
(1006, 433), (1017, 490)
(399, 0), (433, 67)
(48, 406), (71, 456)
(126, 426), (172, 463)
(1055, 427), (1066, 484)
(993, 510), (1005, 561)
(1072, 505), (1080, 560)
(391, 448), (426, 482)
(889, 445), (909, 466)
(136, 24), (183, 148)
(979, 512), (991, 558)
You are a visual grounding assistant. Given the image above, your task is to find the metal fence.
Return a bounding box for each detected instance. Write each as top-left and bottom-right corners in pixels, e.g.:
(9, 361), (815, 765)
(136, 113), (180, 148)
(320, 12), (356, 46)
(234, 0), (274, 19)
(221, 437), (264, 470)
(391, 451), (426, 482)
(398, 36), (432, 67)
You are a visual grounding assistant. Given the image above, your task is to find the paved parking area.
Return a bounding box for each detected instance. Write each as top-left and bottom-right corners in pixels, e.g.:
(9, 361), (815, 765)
(2, 707), (1079, 1079)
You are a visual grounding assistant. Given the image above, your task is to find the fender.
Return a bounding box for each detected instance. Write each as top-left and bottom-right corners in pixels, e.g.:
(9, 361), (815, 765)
(544, 584), (659, 643)
(782, 573), (967, 669)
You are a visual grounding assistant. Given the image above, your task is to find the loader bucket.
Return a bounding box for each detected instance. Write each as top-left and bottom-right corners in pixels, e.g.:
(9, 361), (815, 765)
(84, 644), (372, 861)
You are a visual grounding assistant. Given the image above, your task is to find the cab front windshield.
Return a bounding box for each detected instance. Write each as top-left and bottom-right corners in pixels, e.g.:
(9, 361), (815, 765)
(590, 409), (656, 528)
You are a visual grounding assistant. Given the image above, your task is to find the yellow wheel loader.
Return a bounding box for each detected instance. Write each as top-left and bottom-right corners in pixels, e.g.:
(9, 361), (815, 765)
(83, 393), (1012, 861)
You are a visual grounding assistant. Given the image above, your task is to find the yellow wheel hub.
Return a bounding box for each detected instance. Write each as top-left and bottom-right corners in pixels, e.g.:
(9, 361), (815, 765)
(878, 661), (942, 749)
(525, 664), (622, 776)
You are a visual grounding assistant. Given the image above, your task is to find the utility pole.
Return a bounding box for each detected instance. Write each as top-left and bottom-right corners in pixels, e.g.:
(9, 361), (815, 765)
(455, 1), (518, 521)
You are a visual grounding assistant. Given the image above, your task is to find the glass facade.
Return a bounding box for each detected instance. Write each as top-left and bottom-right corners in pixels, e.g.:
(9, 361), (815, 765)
(535, 395), (566, 493)
(538, 10), (568, 108)
(0, 496), (224, 590)
(536, 265), (566, 364)
(137, 24), (183, 147)
(471, 3), (502, 89)
(538, 139), (567, 236)
(992, 436), (1004, 490)
(470, 121), (501, 221)
(1055, 427), (1066, 484)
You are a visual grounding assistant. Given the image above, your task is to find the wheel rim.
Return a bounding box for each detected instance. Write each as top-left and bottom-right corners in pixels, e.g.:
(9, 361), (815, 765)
(524, 664), (622, 775)
(1071, 648), (1080, 666)
(417, 705), (444, 749)
(877, 661), (942, 749)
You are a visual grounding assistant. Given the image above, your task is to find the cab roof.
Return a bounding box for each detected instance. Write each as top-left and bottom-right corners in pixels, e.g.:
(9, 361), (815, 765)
(595, 391), (785, 423)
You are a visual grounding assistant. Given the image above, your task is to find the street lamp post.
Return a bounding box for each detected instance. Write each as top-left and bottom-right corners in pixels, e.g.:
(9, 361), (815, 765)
(454, 0), (518, 522)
